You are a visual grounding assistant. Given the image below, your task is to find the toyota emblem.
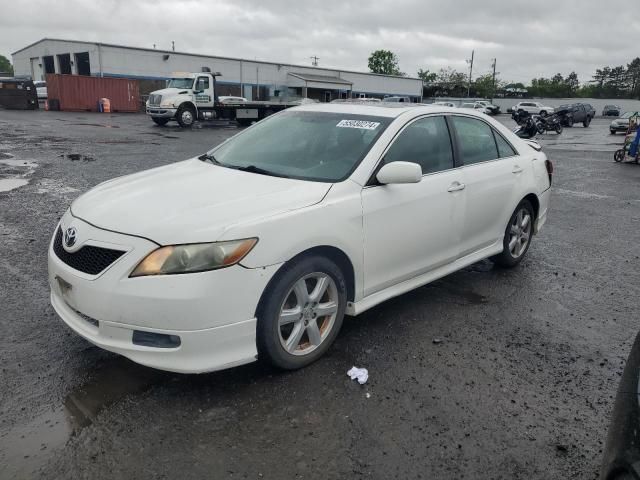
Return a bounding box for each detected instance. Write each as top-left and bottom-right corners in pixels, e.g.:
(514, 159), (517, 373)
(64, 227), (77, 248)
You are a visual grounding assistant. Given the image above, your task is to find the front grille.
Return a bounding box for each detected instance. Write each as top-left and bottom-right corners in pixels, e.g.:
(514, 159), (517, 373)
(148, 94), (162, 106)
(53, 228), (126, 275)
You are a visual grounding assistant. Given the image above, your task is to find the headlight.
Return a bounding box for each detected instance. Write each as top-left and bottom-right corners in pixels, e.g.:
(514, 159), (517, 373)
(160, 100), (174, 107)
(130, 238), (258, 277)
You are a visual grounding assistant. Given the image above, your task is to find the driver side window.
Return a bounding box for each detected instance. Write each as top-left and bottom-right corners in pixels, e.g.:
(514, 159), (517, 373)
(196, 77), (210, 91)
(383, 116), (454, 175)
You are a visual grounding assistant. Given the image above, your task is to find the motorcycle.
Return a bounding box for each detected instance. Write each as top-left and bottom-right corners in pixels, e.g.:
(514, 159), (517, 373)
(513, 115), (539, 139)
(535, 113), (563, 134)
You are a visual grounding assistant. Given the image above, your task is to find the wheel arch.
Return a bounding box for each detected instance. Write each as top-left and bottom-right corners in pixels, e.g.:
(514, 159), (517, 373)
(254, 245), (356, 317)
(523, 193), (540, 222)
(177, 101), (197, 113)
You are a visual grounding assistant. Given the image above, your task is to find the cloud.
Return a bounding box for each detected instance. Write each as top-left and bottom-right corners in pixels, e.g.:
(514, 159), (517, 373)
(2, 0), (639, 84)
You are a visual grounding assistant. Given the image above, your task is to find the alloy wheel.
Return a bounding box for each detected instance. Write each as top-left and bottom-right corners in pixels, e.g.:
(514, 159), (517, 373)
(508, 208), (532, 258)
(278, 272), (339, 356)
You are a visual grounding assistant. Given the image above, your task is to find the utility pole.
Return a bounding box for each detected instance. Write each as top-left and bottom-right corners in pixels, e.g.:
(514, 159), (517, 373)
(491, 58), (497, 102)
(172, 41), (175, 52)
(310, 56), (319, 67)
(466, 50), (475, 98)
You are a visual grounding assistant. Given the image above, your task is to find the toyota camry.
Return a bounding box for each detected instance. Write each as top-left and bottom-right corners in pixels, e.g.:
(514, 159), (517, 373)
(48, 103), (552, 373)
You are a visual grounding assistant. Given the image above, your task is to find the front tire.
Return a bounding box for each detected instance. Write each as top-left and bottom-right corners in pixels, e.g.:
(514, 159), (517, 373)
(257, 256), (347, 370)
(492, 200), (535, 268)
(555, 124), (563, 134)
(610, 130), (616, 135)
(152, 117), (169, 126)
(176, 105), (196, 128)
(583, 116), (591, 128)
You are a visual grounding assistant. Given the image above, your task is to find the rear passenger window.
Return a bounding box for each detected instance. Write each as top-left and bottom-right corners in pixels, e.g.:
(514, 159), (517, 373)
(384, 116), (454, 174)
(494, 132), (517, 158)
(451, 116), (499, 165)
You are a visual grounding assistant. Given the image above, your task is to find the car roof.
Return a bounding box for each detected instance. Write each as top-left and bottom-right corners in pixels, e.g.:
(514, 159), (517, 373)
(291, 102), (459, 118)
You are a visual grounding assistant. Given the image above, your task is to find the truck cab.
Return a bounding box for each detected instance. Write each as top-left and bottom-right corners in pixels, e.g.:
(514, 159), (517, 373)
(146, 73), (216, 127)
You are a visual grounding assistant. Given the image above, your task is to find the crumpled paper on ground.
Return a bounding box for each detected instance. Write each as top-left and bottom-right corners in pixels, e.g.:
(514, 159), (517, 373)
(347, 366), (369, 385)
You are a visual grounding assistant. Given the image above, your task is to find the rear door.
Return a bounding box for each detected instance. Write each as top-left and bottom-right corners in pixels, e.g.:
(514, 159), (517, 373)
(361, 115), (464, 296)
(450, 115), (524, 257)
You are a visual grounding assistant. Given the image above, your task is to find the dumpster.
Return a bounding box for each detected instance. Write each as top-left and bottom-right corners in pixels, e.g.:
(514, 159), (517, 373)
(46, 74), (139, 112)
(0, 79), (38, 110)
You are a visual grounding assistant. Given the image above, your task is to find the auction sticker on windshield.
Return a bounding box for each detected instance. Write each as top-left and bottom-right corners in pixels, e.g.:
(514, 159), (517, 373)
(336, 120), (380, 130)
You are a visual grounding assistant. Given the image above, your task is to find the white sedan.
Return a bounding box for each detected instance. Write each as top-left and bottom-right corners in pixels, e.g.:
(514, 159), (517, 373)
(48, 104), (552, 373)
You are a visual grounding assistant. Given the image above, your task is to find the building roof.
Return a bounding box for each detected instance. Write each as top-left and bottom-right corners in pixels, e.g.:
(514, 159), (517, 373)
(12, 38), (422, 82)
(288, 73), (352, 85)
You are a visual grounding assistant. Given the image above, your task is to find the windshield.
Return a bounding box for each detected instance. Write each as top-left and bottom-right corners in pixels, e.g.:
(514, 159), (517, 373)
(167, 78), (194, 89)
(621, 112), (637, 119)
(208, 111), (392, 182)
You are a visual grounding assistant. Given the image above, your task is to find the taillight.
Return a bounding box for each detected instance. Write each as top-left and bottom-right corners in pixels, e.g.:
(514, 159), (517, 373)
(545, 159), (553, 182)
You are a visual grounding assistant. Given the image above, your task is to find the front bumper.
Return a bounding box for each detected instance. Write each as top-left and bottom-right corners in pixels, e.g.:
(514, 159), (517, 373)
(48, 212), (282, 373)
(146, 107), (177, 118)
(611, 124), (629, 132)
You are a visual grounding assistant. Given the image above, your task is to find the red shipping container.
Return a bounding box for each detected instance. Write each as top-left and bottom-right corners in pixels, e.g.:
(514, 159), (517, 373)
(45, 74), (140, 112)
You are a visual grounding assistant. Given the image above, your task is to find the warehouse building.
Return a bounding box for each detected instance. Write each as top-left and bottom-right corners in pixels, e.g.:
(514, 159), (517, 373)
(12, 38), (423, 102)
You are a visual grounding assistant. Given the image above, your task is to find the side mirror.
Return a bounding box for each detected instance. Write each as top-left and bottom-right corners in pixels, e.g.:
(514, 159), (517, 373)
(376, 162), (422, 185)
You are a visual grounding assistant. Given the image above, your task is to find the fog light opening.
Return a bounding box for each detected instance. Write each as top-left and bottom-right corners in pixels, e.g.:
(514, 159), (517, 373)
(132, 330), (181, 348)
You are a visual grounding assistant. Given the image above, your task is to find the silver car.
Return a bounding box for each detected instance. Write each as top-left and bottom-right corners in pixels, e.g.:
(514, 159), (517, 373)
(610, 111), (640, 134)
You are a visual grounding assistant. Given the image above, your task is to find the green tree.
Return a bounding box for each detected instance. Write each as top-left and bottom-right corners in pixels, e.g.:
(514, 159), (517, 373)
(367, 50), (402, 75)
(627, 58), (640, 98)
(417, 68), (437, 83)
(565, 72), (579, 96)
(0, 54), (13, 75)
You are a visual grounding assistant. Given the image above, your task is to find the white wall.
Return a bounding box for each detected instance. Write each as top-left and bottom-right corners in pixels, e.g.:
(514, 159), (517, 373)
(13, 39), (423, 97)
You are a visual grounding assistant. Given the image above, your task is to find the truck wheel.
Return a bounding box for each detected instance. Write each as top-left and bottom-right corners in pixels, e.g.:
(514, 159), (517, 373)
(176, 105), (196, 128)
(152, 117), (169, 126)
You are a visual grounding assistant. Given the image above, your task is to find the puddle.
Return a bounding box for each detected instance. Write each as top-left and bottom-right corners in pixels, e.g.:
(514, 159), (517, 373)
(0, 155), (37, 193)
(68, 123), (120, 129)
(0, 357), (167, 478)
(0, 178), (30, 192)
(62, 153), (95, 162)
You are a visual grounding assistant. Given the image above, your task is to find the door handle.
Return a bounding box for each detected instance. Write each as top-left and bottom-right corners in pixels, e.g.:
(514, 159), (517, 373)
(447, 182), (466, 192)
(512, 166), (524, 174)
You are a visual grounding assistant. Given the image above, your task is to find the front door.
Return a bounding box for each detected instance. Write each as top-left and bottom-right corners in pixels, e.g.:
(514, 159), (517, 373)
(361, 115), (465, 297)
(194, 76), (214, 108)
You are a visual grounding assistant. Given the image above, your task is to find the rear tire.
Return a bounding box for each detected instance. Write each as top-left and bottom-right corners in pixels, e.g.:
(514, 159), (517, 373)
(256, 256), (347, 370)
(555, 125), (563, 134)
(610, 130), (616, 135)
(492, 200), (535, 268)
(152, 117), (169, 126)
(176, 105), (196, 128)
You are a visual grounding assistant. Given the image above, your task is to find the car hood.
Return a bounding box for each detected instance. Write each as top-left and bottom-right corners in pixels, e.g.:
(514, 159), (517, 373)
(150, 87), (191, 97)
(71, 159), (332, 244)
(612, 118), (630, 125)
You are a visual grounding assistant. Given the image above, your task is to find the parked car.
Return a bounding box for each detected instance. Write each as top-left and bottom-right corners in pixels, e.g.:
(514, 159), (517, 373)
(603, 105), (621, 117)
(513, 101), (555, 116)
(33, 80), (47, 99)
(383, 96), (411, 103)
(218, 96), (247, 103)
(610, 111), (640, 134)
(558, 103), (595, 127)
(600, 331), (640, 480)
(460, 102), (491, 115)
(433, 101), (457, 108)
(48, 103), (551, 373)
(475, 100), (501, 115)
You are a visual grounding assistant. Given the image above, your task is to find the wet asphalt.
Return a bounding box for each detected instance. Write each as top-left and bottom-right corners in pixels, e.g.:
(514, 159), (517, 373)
(0, 110), (638, 480)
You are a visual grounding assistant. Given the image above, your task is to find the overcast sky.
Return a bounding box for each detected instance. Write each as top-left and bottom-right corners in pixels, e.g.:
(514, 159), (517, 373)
(3, 0), (639, 84)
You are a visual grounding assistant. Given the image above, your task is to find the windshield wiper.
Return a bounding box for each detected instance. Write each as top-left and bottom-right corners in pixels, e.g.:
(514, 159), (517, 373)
(233, 165), (289, 178)
(199, 153), (221, 165)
